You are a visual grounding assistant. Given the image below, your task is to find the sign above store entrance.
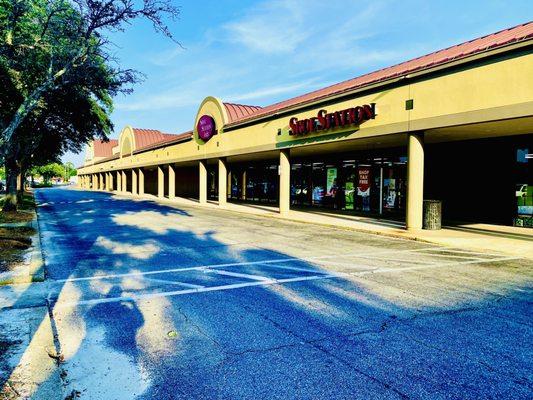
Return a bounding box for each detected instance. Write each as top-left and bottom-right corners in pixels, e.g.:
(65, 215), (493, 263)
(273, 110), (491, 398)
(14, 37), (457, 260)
(289, 103), (376, 136)
(197, 115), (216, 142)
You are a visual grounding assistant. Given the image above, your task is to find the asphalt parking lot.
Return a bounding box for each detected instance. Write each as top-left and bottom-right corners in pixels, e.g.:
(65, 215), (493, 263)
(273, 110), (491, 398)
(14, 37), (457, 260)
(2, 187), (532, 399)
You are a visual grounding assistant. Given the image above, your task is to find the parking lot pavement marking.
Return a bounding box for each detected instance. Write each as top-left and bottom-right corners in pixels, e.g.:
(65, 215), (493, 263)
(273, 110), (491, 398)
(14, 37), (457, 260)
(47, 252), (524, 309)
(348, 256), (522, 276)
(49, 273), (340, 308)
(256, 263), (328, 274)
(142, 277), (204, 289)
(52, 246), (442, 284)
(388, 252), (487, 261)
(204, 268), (274, 282)
(322, 257), (436, 266)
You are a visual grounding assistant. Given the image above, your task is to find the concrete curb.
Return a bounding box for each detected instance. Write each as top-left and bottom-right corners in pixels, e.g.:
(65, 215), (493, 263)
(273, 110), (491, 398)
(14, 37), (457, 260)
(0, 210), (45, 285)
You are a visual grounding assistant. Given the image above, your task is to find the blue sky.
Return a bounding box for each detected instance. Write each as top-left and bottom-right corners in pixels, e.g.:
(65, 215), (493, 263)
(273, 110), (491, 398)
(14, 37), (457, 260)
(63, 0), (533, 166)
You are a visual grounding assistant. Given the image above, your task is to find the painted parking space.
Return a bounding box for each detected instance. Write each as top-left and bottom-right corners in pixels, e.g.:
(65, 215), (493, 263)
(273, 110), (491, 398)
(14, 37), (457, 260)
(30, 187), (533, 400)
(45, 244), (523, 309)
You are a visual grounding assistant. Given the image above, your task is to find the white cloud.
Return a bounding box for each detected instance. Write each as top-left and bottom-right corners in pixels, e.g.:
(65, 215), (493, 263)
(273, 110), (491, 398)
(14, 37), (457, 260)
(115, 90), (201, 111)
(222, 0), (401, 71)
(224, 0), (309, 54)
(149, 46), (186, 67)
(227, 79), (325, 103)
(115, 0), (405, 116)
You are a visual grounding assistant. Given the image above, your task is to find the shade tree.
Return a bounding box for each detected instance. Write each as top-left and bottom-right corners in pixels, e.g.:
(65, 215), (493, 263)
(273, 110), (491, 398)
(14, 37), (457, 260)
(0, 0), (180, 210)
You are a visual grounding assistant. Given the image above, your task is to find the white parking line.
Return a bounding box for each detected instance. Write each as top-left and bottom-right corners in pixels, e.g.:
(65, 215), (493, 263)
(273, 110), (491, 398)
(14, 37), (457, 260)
(322, 258), (432, 266)
(388, 253), (486, 261)
(205, 268), (273, 282)
(50, 273), (338, 308)
(48, 255), (522, 308)
(256, 263), (324, 274)
(348, 256), (522, 276)
(52, 246), (442, 284)
(143, 277), (204, 289)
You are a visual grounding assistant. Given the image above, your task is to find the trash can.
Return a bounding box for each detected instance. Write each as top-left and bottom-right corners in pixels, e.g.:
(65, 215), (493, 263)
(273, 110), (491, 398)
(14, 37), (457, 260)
(423, 200), (442, 230)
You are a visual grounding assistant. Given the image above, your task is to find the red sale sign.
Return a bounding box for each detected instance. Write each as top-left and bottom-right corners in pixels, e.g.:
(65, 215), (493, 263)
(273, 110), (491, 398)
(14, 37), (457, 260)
(358, 168), (371, 192)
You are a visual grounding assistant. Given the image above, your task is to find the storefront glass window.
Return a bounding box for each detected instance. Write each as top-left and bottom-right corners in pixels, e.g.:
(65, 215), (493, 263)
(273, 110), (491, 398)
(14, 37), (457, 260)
(228, 162), (278, 204)
(290, 149), (407, 216)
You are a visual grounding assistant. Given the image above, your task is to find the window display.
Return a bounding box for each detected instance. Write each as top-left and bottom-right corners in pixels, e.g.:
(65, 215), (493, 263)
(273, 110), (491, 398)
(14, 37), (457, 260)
(290, 149), (406, 216)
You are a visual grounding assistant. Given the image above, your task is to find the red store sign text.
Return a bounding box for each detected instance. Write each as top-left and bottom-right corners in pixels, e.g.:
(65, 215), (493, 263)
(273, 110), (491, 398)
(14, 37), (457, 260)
(289, 103), (376, 136)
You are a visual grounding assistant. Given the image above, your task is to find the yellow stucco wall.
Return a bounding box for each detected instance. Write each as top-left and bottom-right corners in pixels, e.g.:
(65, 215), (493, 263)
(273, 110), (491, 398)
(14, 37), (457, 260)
(79, 48), (533, 176)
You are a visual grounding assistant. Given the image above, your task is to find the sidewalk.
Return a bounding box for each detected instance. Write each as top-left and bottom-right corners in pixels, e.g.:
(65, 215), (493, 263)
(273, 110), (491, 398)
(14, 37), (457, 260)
(125, 192), (533, 260)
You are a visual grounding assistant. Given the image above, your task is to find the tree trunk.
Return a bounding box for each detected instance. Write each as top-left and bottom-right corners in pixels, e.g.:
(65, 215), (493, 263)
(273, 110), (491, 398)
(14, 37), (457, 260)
(17, 165), (26, 203)
(3, 160), (20, 212)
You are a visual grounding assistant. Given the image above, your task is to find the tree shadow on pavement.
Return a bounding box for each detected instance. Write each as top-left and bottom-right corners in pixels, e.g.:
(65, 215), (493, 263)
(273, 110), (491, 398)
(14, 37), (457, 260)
(2, 186), (532, 400)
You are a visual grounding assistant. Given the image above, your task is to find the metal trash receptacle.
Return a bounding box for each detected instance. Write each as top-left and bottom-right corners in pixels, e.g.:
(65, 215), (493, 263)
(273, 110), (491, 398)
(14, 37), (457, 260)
(423, 200), (442, 230)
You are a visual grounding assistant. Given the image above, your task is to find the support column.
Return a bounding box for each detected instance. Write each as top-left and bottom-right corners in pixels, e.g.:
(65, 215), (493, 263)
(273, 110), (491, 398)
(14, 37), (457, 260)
(406, 132), (425, 231)
(132, 169), (138, 195)
(157, 165), (165, 198)
(92, 174), (97, 190)
(109, 172), (114, 191)
(279, 149), (291, 215)
(116, 171), (122, 192)
(227, 170), (232, 200)
(121, 170), (127, 192)
(218, 158), (227, 207)
(138, 168), (144, 196)
(98, 173), (103, 190)
(168, 164), (176, 200)
(199, 160), (207, 204)
(241, 170), (247, 200)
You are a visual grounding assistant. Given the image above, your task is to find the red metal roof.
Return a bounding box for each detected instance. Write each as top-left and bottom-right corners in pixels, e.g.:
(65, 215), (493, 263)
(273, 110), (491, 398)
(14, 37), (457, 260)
(93, 139), (118, 158)
(223, 103), (263, 123)
(132, 131), (193, 154)
(132, 128), (181, 150)
(227, 21), (533, 126)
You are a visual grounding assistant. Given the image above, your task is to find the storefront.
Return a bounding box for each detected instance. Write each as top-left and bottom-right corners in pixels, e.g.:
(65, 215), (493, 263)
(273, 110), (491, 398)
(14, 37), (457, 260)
(77, 22), (533, 229)
(425, 134), (532, 226)
(228, 162), (279, 204)
(289, 149), (407, 217)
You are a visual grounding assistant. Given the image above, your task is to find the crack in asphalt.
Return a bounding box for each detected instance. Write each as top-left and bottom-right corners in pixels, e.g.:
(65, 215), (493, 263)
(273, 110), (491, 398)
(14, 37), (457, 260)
(214, 300), (412, 399)
(173, 305), (224, 349)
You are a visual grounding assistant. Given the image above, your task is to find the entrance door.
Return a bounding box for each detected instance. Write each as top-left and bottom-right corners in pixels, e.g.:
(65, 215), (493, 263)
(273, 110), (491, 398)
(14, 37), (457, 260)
(207, 165), (218, 200)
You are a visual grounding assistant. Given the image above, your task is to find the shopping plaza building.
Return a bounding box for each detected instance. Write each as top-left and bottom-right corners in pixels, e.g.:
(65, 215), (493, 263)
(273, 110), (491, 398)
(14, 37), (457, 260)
(78, 22), (533, 230)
